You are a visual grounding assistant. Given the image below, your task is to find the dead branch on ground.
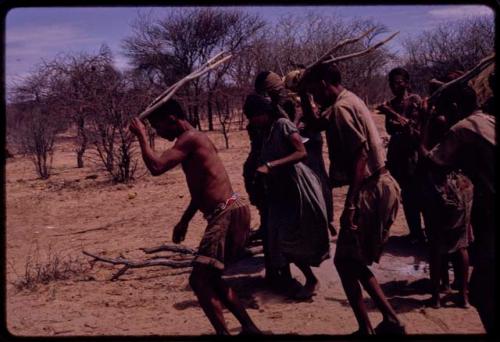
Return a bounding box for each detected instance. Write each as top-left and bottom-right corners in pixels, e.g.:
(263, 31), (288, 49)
(140, 243), (196, 255)
(83, 244), (263, 281)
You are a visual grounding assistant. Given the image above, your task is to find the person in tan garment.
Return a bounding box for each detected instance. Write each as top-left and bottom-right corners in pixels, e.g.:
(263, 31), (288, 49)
(129, 99), (262, 336)
(301, 63), (405, 335)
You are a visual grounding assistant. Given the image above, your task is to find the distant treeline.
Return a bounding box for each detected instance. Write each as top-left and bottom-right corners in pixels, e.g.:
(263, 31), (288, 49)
(5, 8), (494, 181)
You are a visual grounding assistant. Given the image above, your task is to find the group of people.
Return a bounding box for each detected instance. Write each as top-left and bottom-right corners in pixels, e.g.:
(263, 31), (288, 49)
(128, 60), (495, 336)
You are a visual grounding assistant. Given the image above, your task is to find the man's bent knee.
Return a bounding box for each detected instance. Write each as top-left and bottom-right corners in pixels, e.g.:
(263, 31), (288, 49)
(335, 257), (354, 274)
(335, 257), (368, 279)
(189, 264), (221, 291)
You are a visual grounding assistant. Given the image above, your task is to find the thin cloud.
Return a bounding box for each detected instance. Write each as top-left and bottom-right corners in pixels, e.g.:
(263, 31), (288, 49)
(113, 55), (131, 71)
(6, 23), (100, 58)
(428, 5), (493, 19)
(5, 23), (105, 89)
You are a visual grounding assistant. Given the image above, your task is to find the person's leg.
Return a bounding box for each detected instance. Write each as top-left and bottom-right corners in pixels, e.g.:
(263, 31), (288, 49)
(428, 246), (442, 308)
(321, 179), (336, 237)
(451, 249), (470, 308)
(213, 276), (262, 334)
(470, 262), (495, 333)
(295, 263), (318, 287)
(324, 188), (336, 237)
(401, 183), (424, 242)
(356, 264), (401, 325)
(440, 255), (451, 293)
(189, 265), (230, 335)
(259, 205), (277, 285)
(293, 263), (319, 299)
(220, 200), (264, 335)
(335, 259), (374, 334)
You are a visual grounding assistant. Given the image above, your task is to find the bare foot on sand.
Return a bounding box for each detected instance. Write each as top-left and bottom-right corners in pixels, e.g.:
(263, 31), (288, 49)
(291, 280), (319, 301)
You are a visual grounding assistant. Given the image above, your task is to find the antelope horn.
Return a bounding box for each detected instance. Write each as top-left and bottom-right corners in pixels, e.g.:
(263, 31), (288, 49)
(428, 53), (495, 102)
(322, 31), (399, 64)
(139, 52), (233, 120)
(306, 27), (376, 70)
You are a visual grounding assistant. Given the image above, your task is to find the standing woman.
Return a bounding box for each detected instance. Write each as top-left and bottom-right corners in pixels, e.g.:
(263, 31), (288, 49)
(243, 94), (330, 300)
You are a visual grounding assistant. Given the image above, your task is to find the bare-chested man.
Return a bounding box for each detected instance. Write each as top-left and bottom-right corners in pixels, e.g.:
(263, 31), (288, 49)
(129, 99), (261, 336)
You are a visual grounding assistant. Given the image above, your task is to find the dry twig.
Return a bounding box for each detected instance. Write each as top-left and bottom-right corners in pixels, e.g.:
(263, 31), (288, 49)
(82, 250), (192, 281)
(83, 244), (263, 281)
(140, 243), (196, 255)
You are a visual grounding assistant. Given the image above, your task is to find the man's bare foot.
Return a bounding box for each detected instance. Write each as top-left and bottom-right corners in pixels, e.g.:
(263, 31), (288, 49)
(350, 329), (374, 336)
(239, 326), (265, 335)
(291, 280), (319, 300)
(374, 319), (406, 335)
(439, 284), (452, 294)
(278, 277), (303, 297)
(423, 295), (441, 309)
(455, 293), (470, 309)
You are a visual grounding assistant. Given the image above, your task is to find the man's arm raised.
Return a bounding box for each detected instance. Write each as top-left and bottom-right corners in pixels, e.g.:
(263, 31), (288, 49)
(299, 92), (329, 132)
(129, 118), (190, 176)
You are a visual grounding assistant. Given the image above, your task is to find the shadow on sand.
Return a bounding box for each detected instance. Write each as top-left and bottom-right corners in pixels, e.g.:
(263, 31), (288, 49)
(384, 235), (428, 260)
(325, 293), (427, 315)
(381, 278), (431, 297)
(325, 277), (432, 314)
(224, 255), (265, 276)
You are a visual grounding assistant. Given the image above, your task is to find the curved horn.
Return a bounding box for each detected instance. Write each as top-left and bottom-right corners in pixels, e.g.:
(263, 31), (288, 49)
(305, 27), (376, 70)
(322, 31), (399, 64)
(428, 53), (495, 103)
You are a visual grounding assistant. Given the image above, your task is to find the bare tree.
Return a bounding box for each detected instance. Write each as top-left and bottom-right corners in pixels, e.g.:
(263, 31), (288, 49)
(44, 46), (114, 168)
(213, 89), (236, 149)
(239, 13), (394, 105)
(122, 8), (265, 130)
(402, 15), (494, 95)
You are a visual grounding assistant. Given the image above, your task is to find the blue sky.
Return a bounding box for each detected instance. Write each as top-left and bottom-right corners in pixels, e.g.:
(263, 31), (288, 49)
(4, 5), (494, 89)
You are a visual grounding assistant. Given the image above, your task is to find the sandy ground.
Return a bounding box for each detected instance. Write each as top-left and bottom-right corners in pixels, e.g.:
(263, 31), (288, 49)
(5, 114), (485, 337)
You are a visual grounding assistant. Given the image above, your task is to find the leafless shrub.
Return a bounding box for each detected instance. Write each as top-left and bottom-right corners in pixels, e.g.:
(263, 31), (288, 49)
(9, 67), (66, 179)
(10, 244), (91, 292)
(85, 65), (149, 183)
(123, 8), (265, 130)
(17, 108), (58, 179)
(44, 47), (115, 168)
(215, 93), (235, 149)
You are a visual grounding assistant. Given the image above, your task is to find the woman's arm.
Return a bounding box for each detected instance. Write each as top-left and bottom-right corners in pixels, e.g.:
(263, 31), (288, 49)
(256, 132), (307, 174)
